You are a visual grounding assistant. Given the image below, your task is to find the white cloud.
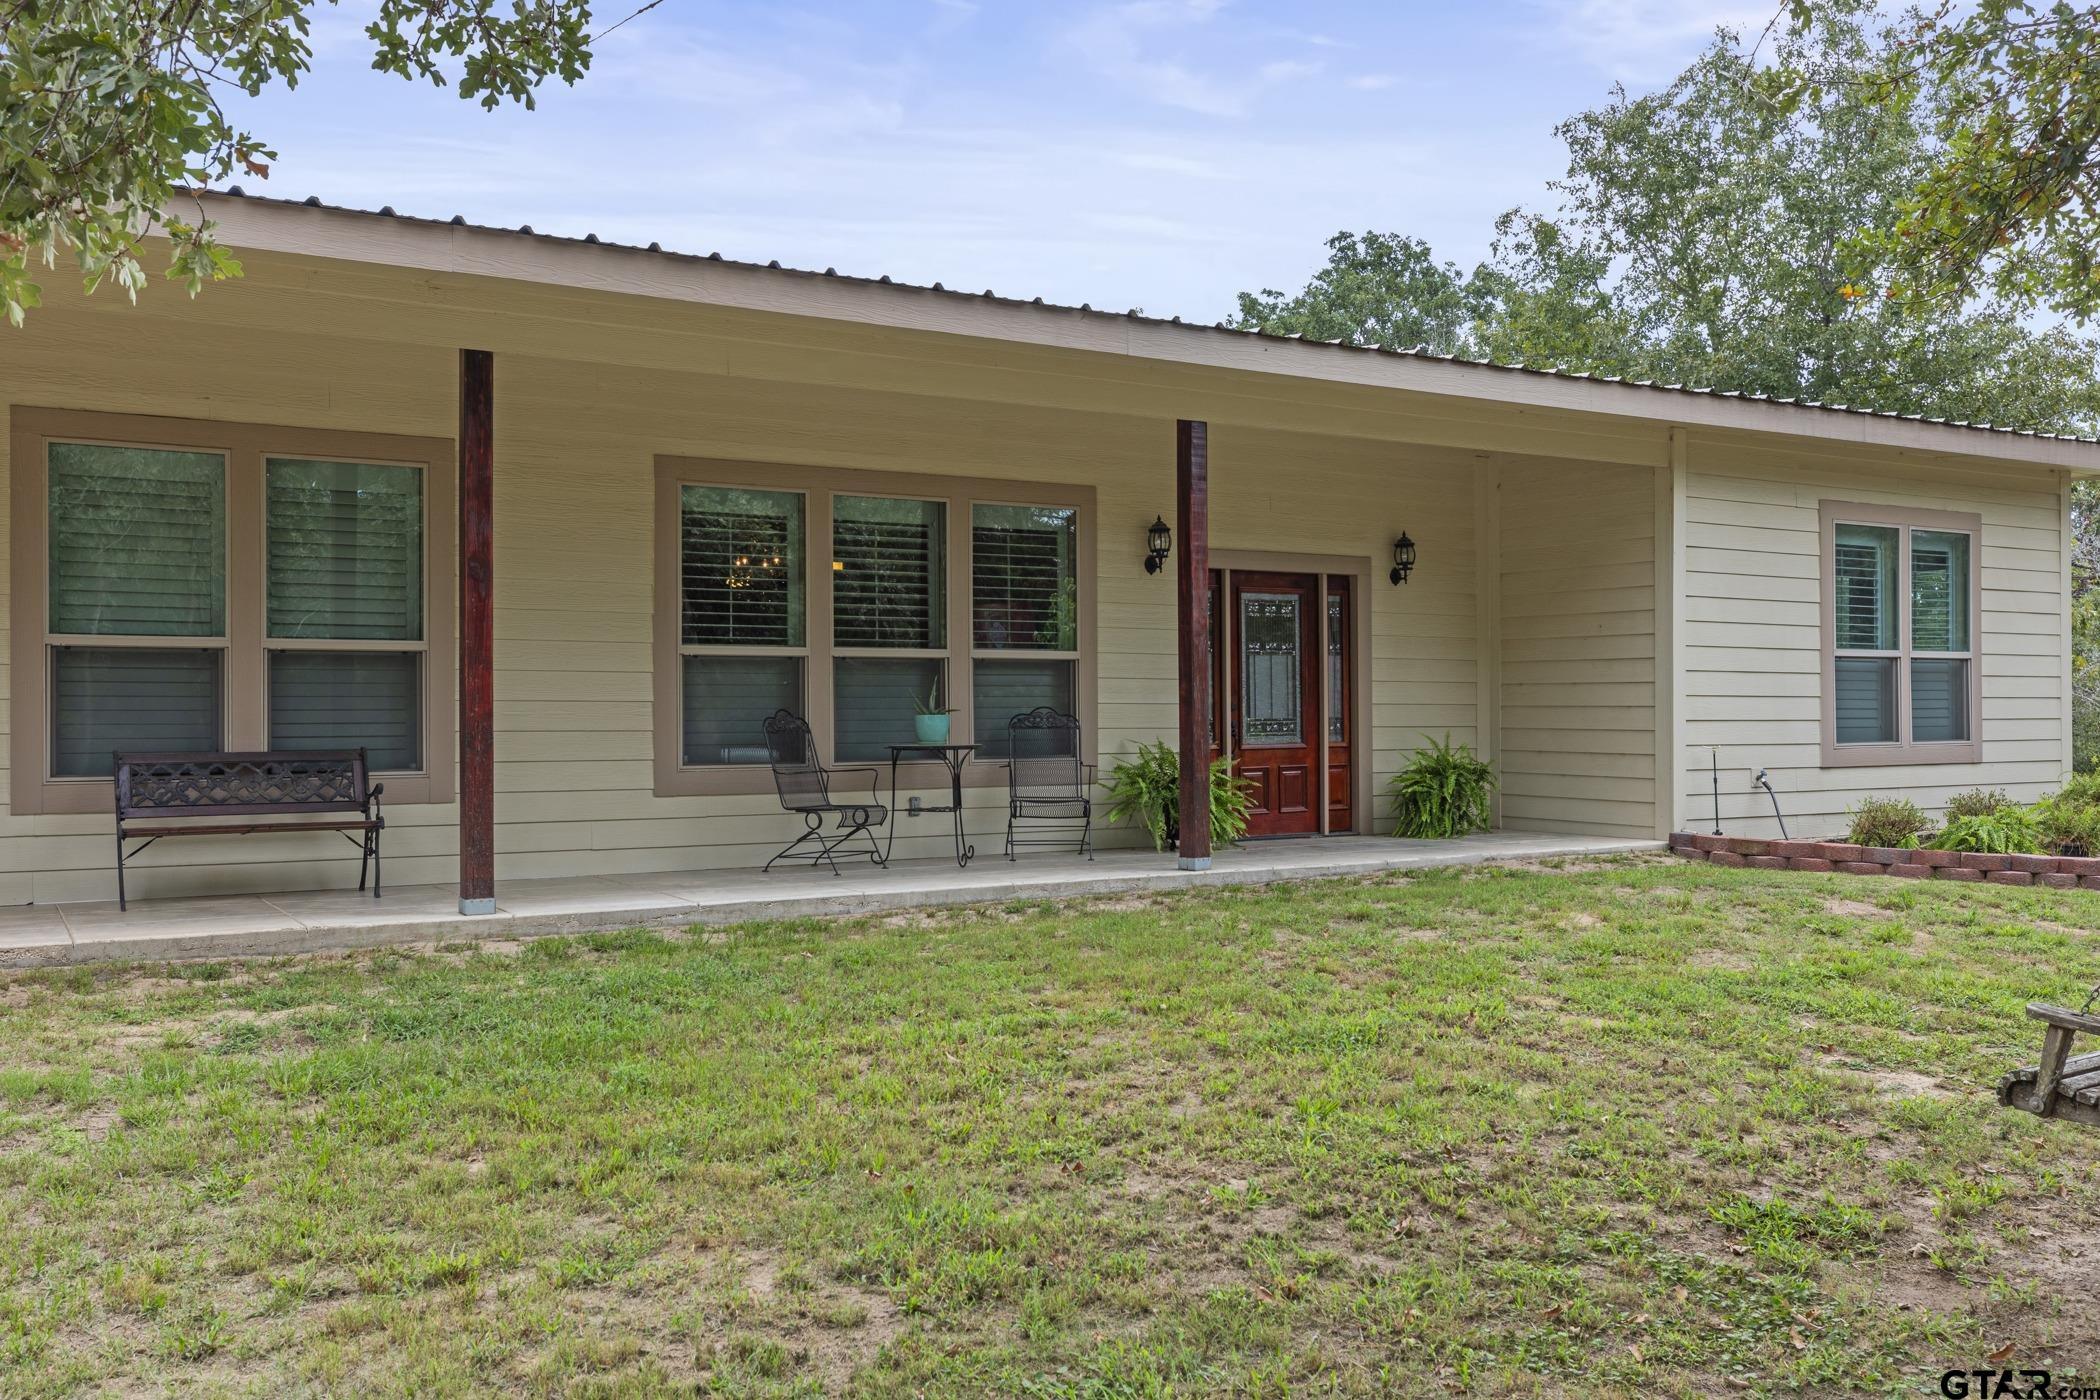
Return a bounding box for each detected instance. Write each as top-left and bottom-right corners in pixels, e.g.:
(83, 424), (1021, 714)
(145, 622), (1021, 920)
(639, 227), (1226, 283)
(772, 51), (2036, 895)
(1532, 0), (1772, 80)
(1058, 0), (1322, 117)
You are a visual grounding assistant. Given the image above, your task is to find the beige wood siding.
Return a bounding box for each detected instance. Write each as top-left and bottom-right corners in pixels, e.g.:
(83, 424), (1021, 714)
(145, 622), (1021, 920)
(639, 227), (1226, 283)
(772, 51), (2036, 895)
(1496, 459), (1660, 838)
(0, 270), (1493, 902)
(1677, 435), (2069, 836)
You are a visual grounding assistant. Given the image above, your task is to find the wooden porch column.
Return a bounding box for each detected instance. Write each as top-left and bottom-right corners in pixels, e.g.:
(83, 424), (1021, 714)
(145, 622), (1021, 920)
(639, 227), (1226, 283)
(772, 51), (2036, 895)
(458, 349), (496, 915)
(1176, 420), (1212, 870)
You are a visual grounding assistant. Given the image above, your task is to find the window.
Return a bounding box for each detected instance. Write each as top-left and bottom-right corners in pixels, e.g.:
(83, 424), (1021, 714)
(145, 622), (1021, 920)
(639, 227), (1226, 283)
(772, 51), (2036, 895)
(677, 486), (807, 765)
(654, 460), (1092, 795)
(1820, 501), (1981, 766)
(47, 443), (227, 775)
(834, 495), (947, 762)
(972, 504), (1078, 757)
(266, 459), (425, 771)
(10, 410), (455, 815)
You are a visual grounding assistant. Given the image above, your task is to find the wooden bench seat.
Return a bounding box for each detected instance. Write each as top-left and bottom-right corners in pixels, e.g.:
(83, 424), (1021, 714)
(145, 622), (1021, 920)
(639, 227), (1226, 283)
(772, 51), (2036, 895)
(1998, 1004), (2100, 1127)
(114, 751), (384, 911)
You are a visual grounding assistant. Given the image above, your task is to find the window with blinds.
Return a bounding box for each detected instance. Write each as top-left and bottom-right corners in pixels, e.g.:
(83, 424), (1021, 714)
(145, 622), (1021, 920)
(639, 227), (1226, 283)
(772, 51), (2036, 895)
(1832, 524), (1898, 744)
(681, 486), (805, 647)
(970, 504), (1076, 751)
(834, 496), (944, 648)
(265, 459), (426, 769)
(972, 505), (1075, 650)
(680, 486), (807, 764)
(1826, 509), (1977, 757)
(46, 444), (228, 775)
(1911, 529), (1972, 744)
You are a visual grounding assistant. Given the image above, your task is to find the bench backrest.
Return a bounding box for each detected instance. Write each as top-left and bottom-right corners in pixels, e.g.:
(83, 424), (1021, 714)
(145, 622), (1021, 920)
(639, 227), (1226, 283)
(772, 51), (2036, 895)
(115, 750), (372, 820)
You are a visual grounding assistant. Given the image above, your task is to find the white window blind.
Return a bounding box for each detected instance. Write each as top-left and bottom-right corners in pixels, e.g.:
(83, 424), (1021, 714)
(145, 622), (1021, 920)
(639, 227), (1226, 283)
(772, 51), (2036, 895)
(833, 496), (944, 648)
(268, 651), (421, 770)
(49, 443), (224, 637)
(265, 458), (427, 769)
(52, 647), (221, 777)
(971, 505), (1075, 650)
(266, 459), (423, 641)
(681, 486), (805, 647)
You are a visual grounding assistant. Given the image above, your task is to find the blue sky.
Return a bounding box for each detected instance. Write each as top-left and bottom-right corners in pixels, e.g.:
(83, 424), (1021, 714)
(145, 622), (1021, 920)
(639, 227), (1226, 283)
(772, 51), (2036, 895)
(234, 0), (1765, 322)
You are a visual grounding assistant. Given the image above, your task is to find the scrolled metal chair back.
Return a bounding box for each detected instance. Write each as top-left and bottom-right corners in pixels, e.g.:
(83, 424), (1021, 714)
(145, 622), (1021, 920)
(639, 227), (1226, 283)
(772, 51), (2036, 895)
(762, 710), (831, 811)
(1006, 707), (1083, 799)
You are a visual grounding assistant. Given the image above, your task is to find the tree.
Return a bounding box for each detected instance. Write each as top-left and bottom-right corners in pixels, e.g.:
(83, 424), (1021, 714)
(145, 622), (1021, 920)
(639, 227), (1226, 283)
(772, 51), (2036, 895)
(1234, 6), (2100, 436)
(0, 0), (612, 327)
(1231, 232), (1488, 358)
(1785, 1), (2100, 318)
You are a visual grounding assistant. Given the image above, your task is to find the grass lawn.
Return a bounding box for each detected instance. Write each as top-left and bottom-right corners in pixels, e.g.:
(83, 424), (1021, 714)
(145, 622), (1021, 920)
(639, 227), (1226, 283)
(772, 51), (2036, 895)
(4, 855), (2100, 1396)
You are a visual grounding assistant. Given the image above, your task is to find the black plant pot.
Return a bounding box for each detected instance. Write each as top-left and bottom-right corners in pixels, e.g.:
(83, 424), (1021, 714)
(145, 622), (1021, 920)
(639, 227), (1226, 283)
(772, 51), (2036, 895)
(1163, 801), (1180, 852)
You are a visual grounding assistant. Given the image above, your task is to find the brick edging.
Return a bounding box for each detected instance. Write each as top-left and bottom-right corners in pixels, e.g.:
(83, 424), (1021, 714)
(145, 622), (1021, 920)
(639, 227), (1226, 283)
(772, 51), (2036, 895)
(1668, 833), (2100, 889)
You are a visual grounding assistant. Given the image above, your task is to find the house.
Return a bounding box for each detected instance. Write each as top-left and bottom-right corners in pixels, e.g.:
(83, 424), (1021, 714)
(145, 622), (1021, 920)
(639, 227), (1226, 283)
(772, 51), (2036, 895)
(1, 190), (2091, 910)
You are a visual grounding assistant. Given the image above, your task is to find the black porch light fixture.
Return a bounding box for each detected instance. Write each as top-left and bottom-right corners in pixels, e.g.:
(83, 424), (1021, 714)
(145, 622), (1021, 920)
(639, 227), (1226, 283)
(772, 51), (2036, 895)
(1144, 515), (1173, 575)
(1389, 532), (1417, 586)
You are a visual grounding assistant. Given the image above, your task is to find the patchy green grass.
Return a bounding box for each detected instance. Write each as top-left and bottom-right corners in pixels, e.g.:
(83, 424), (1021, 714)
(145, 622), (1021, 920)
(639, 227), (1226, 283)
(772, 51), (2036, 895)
(3, 855), (2100, 1395)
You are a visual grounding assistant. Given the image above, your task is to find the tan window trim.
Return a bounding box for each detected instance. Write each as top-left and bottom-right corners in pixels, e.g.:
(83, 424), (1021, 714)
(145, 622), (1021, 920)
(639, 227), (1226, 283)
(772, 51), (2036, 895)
(653, 457), (1096, 799)
(10, 407), (456, 816)
(1818, 498), (1984, 768)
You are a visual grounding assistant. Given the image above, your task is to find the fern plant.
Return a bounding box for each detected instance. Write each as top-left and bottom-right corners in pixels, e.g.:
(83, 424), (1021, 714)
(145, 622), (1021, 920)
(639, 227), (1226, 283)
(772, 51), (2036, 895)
(1936, 808), (2042, 855)
(1103, 741), (1255, 852)
(1387, 734), (1497, 839)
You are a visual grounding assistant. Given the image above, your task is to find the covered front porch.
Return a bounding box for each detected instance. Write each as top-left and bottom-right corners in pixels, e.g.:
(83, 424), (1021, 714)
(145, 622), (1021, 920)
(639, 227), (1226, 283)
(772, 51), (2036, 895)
(0, 831), (1659, 968)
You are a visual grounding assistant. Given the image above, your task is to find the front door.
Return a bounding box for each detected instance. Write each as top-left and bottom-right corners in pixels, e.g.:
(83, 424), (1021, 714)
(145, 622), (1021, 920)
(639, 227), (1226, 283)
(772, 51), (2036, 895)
(1230, 572), (1321, 836)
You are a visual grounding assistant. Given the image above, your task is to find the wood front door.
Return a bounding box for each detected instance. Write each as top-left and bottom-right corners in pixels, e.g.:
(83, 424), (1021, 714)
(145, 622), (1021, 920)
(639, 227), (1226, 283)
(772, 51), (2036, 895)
(1230, 572), (1321, 836)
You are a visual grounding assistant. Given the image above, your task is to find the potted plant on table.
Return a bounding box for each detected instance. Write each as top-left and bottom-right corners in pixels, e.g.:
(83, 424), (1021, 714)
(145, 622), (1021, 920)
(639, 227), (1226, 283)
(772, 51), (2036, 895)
(914, 679), (954, 744)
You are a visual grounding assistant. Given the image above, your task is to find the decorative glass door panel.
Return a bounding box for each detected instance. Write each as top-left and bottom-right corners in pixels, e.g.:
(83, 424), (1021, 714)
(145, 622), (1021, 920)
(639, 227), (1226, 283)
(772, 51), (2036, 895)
(1241, 593), (1303, 747)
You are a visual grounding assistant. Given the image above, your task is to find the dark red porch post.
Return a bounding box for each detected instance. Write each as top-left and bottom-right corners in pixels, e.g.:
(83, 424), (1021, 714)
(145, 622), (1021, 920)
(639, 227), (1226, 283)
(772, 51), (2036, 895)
(1176, 420), (1212, 870)
(459, 349), (496, 914)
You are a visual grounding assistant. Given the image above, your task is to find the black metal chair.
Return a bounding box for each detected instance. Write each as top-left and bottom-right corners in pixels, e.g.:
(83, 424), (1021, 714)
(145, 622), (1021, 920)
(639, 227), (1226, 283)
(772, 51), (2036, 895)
(761, 710), (888, 875)
(1002, 707), (1094, 860)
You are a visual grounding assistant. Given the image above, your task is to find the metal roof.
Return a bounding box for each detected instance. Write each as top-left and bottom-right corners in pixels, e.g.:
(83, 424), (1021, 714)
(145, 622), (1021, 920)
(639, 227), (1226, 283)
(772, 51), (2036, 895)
(205, 186), (2100, 447)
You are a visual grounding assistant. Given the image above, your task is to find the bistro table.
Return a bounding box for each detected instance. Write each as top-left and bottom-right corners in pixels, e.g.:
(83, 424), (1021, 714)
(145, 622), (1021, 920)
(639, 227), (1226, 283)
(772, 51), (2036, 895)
(885, 743), (976, 867)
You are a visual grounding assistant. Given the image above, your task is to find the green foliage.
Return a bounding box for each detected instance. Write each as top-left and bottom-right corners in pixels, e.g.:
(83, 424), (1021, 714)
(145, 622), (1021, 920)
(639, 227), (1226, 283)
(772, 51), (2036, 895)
(0, 0), (603, 325)
(2034, 797), (2100, 858)
(1387, 734), (1497, 839)
(1943, 788), (2013, 822)
(1102, 740), (1254, 852)
(1233, 7), (2100, 437)
(1935, 808), (2042, 855)
(1785, 1), (2100, 320)
(1846, 796), (1929, 850)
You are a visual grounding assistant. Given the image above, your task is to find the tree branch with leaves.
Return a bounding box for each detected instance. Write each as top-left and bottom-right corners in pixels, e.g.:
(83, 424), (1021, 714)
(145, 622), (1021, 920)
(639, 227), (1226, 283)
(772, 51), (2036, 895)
(0, 0), (609, 327)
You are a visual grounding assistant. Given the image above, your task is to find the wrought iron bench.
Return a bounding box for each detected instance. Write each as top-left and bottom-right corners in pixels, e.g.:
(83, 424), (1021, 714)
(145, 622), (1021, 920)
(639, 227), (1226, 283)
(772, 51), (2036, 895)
(113, 750), (384, 911)
(760, 711), (888, 875)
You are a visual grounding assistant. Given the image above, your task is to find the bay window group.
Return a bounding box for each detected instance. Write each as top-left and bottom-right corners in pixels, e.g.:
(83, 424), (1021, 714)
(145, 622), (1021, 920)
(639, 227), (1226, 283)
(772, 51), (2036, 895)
(655, 459), (1092, 792)
(10, 411), (454, 815)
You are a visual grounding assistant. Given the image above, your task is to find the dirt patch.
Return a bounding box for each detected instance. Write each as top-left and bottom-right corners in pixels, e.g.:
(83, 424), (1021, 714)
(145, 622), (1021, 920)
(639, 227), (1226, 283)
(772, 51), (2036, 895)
(1689, 950), (1754, 972)
(1825, 898), (1891, 919)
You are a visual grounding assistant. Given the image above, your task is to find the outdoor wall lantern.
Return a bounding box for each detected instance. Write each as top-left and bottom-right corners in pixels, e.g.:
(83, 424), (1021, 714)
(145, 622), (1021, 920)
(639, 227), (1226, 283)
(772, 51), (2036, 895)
(1144, 515), (1173, 575)
(1389, 532), (1417, 586)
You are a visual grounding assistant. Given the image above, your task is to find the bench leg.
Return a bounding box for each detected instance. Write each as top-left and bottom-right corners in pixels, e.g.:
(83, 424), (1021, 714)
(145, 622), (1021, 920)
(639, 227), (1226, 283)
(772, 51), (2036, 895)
(2036, 1024), (2077, 1114)
(373, 827), (382, 900)
(116, 831), (127, 913)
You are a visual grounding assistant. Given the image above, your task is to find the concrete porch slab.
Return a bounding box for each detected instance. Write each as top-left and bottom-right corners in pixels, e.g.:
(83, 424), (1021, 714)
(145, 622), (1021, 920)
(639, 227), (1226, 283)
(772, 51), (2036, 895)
(2, 832), (1662, 969)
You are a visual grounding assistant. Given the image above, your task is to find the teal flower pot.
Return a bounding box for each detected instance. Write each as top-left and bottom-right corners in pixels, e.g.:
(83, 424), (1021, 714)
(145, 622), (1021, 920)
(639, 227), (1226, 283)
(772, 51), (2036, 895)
(914, 713), (950, 744)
